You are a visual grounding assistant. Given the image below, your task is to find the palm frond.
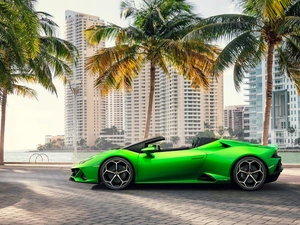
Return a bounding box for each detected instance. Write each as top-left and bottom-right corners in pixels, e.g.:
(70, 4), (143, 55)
(233, 35), (266, 91)
(159, 61), (171, 78)
(159, 40), (217, 90)
(285, 0), (300, 16)
(277, 16), (300, 35)
(213, 31), (264, 76)
(86, 44), (145, 94)
(39, 36), (78, 65)
(12, 85), (37, 99)
(120, 0), (137, 19)
(86, 24), (123, 45)
(185, 14), (258, 42)
(36, 11), (58, 36)
(234, 0), (294, 21)
(277, 36), (300, 93)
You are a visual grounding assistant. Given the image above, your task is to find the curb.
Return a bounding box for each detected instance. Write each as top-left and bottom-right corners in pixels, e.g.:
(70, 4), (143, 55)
(1, 162), (73, 169)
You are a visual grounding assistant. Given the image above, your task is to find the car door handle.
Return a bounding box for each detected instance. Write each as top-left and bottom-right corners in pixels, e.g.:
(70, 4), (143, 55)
(191, 156), (204, 160)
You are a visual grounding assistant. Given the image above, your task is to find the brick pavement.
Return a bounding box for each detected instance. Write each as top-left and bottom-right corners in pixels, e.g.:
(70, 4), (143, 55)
(0, 166), (299, 225)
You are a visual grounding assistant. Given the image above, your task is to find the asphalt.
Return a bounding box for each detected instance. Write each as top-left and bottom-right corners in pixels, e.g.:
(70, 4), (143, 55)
(0, 165), (299, 225)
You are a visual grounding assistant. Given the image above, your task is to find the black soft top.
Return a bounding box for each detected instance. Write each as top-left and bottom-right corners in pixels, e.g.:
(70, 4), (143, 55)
(123, 136), (165, 152)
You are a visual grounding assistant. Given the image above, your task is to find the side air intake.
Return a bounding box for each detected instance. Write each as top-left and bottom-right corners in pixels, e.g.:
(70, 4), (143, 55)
(198, 173), (216, 182)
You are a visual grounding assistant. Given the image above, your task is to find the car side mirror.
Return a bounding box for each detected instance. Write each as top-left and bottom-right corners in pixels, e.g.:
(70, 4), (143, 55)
(141, 145), (156, 153)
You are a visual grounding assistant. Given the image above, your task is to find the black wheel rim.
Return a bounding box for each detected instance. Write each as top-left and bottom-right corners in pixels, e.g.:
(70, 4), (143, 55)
(235, 158), (265, 190)
(101, 158), (132, 189)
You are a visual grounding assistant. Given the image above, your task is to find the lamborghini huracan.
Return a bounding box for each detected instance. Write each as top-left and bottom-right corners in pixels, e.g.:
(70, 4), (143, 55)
(70, 136), (282, 191)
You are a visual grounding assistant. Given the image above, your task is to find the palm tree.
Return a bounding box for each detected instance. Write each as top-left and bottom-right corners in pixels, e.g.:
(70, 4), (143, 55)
(86, 0), (219, 139)
(0, 3), (78, 164)
(287, 126), (296, 147)
(188, 0), (300, 145)
(0, 0), (40, 164)
(170, 136), (180, 147)
(111, 126), (118, 135)
(227, 127), (235, 139)
(217, 126), (225, 138)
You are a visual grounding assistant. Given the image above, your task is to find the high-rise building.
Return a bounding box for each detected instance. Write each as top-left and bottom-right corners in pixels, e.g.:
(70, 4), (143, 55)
(64, 11), (224, 148)
(224, 105), (247, 131)
(124, 65), (224, 146)
(244, 52), (299, 147)
(104, 91), (125, 131)
(64, 10), (105, 148)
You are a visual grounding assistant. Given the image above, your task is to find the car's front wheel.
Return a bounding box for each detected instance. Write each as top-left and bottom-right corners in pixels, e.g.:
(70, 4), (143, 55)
(233, 157), (267, 191)
(99, 157), (134, 190)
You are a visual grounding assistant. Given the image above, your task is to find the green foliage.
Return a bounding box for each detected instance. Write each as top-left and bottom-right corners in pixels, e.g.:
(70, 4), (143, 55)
(78, 139), (87, 148)
(170, 136), (180, 146)
(160, 142), (173, 149)
(217, 126), (225, 137)
(101, 126), (124, 135)
(227, 127), (235, 138)
(204, 122), (211, 130)
(94, 137), (121, 150)
(196, 130), (215, 138)
(249, 139), (259, 144)
(185, 136), (194, 144)
(287, 127), (296, 134)
(294, 137), (300, 145)
(188, 0), (300, 145)
(85, 0), (219, 138)
(234, 129), (245, 141)
(37, 139), (65, 150)
(225, 127), (245, 141)
(204, 130), (215, 138)
(0, 0), (78, 164)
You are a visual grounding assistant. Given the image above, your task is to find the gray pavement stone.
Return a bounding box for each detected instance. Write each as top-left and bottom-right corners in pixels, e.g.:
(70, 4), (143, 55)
(0, 166), (300, 224)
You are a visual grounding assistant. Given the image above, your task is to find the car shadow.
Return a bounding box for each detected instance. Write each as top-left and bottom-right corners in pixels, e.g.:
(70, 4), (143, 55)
(91, 182), (238, 191)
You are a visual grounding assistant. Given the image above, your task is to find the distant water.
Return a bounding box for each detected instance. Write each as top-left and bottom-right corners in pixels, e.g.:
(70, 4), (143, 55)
(3, 150), (300, 164)
(4, 150), (102, 163)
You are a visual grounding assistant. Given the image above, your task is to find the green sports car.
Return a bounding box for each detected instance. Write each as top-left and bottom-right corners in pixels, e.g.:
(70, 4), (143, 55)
(70, 136), (282, 191)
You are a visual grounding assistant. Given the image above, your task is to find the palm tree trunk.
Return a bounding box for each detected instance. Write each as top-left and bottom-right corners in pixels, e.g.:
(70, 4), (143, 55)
(0, 88), (8, 165)
(262, 43), (275, 145)
(144, 61), (156, 139)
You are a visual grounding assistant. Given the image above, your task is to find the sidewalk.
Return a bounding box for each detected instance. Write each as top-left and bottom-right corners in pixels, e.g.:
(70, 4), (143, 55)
(3, 161), (300, 167)
(0, 165), (300, 225)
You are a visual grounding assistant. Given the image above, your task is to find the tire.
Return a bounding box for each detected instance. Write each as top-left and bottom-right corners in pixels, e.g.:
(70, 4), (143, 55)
(233, 157), (267, 191)
(99, 157), (134, 190)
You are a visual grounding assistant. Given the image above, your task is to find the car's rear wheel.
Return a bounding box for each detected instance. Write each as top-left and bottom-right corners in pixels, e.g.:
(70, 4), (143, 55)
(99, 157), (134, 190)
(233, 157), (267, 191)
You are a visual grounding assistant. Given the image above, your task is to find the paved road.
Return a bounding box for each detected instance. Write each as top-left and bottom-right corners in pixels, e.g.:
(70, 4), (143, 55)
(0, 166), (299, 225)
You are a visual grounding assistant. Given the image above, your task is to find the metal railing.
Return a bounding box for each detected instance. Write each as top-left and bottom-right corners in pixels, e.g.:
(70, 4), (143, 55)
(29, 153), (49, 163)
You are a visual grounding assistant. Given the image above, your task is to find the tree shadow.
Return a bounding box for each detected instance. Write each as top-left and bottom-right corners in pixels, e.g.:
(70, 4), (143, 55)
(0, 182), (26, 209)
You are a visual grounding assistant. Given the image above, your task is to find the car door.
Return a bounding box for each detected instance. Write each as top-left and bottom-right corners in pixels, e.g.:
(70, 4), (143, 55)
(136, 148), (206, 182)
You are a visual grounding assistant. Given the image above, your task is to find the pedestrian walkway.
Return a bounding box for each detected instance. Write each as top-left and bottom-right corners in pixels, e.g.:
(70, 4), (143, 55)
(0, 166), (299, 224)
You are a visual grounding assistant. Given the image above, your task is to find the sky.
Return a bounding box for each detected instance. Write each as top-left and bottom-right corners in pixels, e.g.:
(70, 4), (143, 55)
(5, 0), (244, 150)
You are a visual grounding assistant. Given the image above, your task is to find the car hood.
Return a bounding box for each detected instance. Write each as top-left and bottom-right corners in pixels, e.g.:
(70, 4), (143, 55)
(76, 149), (123, 165)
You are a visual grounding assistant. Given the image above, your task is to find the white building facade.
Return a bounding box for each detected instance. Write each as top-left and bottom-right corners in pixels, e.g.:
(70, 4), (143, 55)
(244, 53), (299, 147)
(63, 11), (224, 148)
(124, 65), (224, 147)
(64, 10), (105, 148)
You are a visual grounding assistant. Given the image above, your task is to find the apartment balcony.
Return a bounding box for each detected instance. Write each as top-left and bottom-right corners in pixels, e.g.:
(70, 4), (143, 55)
(245, 91), (257, 96)
(245, 79), (256, 85)
(245, 86), (256, 91)
(274, 73), (284, 79)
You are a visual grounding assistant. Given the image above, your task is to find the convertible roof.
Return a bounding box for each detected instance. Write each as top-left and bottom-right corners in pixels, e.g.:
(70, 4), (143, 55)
(124, 136), (165, 152)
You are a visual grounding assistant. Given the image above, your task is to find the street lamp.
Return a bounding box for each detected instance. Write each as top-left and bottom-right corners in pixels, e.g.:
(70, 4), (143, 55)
(69, 80), (81, 164)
